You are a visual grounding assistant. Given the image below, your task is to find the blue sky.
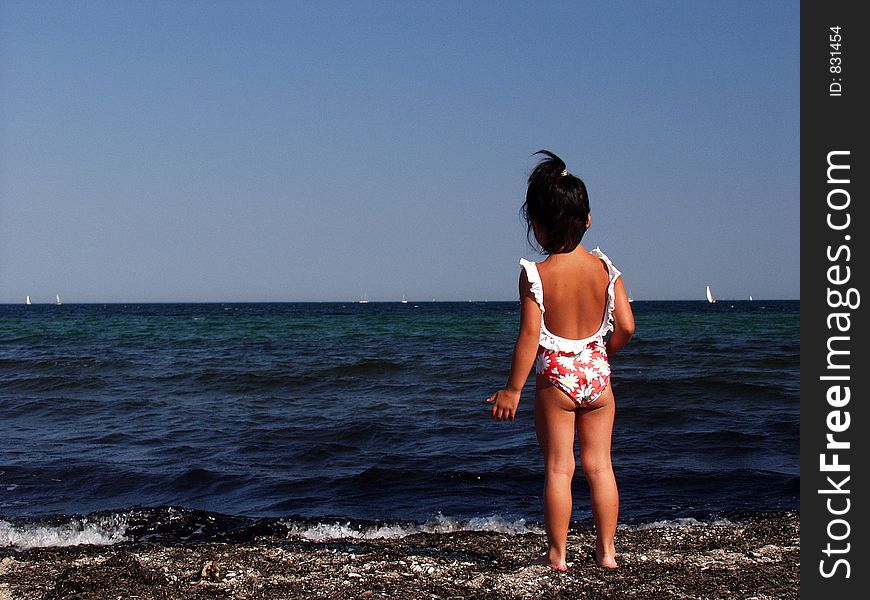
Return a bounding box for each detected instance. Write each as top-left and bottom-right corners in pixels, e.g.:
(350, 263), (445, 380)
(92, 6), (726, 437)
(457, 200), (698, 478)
(0, 1), (798, 303)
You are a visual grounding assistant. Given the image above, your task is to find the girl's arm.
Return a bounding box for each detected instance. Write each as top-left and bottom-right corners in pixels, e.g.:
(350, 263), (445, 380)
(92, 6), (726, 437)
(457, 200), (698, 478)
(487, 270), (542, 421)
(606, 277), (635, 356)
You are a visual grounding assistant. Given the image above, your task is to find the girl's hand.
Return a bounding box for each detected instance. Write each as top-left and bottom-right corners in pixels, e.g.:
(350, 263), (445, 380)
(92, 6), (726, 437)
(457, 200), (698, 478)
(486, 389), (521, 422)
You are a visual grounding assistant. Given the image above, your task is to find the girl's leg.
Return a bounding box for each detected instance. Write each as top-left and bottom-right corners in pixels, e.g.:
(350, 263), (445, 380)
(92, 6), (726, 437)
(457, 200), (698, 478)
(534, 380), (579, 570)
(577, 386), (618, 568)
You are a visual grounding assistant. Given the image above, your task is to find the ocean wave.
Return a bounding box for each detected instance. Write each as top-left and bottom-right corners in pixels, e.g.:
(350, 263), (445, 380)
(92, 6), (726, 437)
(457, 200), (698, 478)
(624, 517), (736, 530)
(0, 374), (109, 393)
(0, 513), (129, 550)
(3, 505), (787, 551)
(278, 514), (545, 541)
(0, 507), (547, 550)
(334, 358), (408, 375)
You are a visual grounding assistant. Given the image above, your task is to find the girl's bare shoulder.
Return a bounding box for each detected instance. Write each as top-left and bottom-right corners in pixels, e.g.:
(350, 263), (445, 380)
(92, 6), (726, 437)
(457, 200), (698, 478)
(538, 250), (609, 280)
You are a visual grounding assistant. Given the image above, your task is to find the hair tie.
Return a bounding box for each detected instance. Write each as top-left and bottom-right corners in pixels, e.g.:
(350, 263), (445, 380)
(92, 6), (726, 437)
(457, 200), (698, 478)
(560, 169), (568, 177)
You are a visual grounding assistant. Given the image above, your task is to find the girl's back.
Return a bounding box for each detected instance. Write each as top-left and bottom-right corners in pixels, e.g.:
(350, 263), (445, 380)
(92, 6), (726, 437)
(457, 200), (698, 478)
(536, 249), (611, 341)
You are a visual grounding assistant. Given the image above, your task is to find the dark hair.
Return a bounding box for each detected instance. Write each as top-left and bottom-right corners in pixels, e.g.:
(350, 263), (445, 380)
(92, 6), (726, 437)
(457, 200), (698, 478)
(521, 150), (590, 254)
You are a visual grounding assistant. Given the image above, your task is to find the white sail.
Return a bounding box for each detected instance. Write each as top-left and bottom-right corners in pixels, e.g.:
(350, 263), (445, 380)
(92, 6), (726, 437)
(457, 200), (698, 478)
(26, 295), (31, 305)
(706, 286), (716, 304)
(749, 295), (753, 301)
(55, 293), (62, 305)
(401, 294), (408, 304)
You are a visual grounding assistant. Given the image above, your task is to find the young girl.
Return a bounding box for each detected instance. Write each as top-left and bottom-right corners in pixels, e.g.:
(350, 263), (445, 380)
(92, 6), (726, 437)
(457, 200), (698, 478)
(487, 150), (634, 570)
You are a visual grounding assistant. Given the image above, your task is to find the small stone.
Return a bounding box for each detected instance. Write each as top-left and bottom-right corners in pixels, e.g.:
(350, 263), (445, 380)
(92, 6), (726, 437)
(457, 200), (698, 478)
(200, 560), (222, 581)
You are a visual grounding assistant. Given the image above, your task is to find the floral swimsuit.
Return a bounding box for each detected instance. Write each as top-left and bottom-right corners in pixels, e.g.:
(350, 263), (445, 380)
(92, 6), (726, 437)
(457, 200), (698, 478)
(519, 248), (621, 406)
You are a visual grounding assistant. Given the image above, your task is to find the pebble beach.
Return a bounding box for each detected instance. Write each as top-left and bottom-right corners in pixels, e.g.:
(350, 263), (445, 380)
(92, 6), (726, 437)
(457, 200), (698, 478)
(1, 511), (799, 599)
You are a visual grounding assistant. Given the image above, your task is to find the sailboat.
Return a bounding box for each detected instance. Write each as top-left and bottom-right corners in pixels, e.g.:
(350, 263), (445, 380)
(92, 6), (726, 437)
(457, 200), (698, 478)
(358, 293), (369, 304)
(26, 295), (31, 305)
(627, 288), (634, 303)
(55, 293), (62, 305)
(706, 286), (716, 304)
(401, 294), (408, 304)
(749, 295), (753, 301)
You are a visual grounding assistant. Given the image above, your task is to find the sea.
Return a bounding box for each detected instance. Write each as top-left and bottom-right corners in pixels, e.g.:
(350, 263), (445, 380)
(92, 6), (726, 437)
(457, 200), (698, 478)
(0, 301), (799, 550)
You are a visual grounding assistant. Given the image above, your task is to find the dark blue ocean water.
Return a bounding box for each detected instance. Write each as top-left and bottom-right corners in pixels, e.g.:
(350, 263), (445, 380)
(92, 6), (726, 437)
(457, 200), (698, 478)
(0, 301), (798, 548)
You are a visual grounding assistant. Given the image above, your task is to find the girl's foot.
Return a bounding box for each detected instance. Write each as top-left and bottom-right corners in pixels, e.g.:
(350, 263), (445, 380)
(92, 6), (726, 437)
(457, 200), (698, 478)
(593, 543), (618, 568)
(534, 553), (568, 571)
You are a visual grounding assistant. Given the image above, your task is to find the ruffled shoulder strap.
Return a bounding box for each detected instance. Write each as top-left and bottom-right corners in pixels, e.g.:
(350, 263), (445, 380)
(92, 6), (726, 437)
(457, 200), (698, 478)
(588, 247), (622, 335)
(588, 247), (622, 283)
(518, 258), (545, 312)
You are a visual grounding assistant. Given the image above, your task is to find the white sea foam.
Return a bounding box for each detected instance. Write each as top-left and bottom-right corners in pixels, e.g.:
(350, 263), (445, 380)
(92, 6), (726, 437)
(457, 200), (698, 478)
(623, 517), (736, 530)
(281, 514), (545, 541)
(0, 510), (738, 550)
(0, 513), (129, 550)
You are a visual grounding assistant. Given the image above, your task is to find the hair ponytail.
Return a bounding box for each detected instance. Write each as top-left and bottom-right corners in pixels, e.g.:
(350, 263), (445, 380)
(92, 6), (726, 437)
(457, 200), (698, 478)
(529, 150), (568, 182)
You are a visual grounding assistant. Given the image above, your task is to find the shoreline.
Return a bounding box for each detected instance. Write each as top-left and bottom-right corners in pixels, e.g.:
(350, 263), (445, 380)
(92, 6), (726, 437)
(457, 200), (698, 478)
(1, 511), (798, 599)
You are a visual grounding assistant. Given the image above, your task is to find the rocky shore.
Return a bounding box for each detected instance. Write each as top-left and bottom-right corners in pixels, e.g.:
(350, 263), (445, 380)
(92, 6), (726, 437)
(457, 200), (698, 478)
(1, 511), (798, 599)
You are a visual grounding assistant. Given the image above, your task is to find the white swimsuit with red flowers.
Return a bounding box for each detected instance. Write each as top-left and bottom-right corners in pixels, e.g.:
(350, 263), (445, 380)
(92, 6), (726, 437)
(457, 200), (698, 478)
(519, 248), (621, 406)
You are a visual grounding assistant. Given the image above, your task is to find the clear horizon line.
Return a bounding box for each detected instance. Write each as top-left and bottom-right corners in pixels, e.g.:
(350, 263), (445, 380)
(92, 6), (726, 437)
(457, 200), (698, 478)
(1, 298), (801, 305)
